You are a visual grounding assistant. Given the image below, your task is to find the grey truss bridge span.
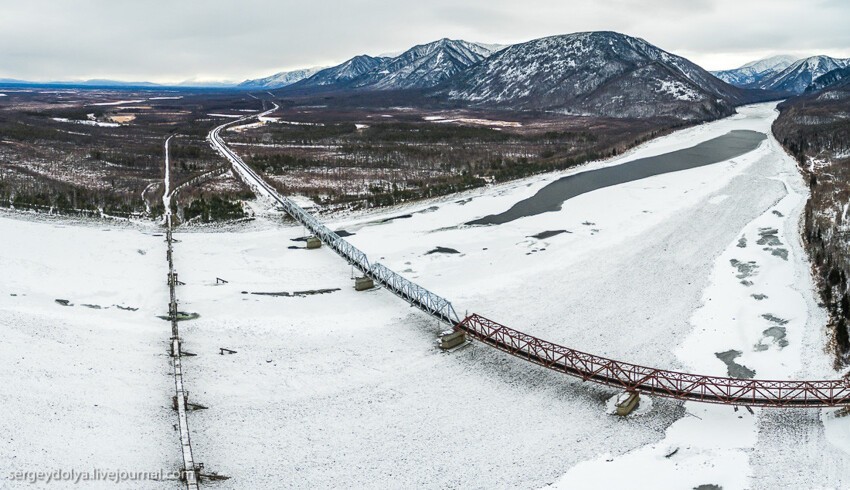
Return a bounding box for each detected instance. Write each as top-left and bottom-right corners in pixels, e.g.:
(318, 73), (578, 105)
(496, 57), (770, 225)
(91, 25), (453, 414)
(208, 105), (459, 325)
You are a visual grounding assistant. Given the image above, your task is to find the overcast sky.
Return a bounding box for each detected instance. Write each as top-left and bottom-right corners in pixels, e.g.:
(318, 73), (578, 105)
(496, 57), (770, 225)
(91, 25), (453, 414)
(2, 0), (848, 83)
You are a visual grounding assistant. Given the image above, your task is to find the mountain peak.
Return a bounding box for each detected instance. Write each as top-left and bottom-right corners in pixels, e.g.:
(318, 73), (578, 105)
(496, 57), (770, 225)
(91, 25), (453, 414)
(739, 54), (799, 71)
(759, 55), (850, 93)
(239, 66), (325, 89)
(712, 54), (799, 89)
(288, 39), (497, 91)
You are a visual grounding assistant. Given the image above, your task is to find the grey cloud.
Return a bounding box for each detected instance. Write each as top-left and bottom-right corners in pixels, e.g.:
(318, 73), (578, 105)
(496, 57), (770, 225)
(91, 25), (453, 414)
(0, 0), (848, 82)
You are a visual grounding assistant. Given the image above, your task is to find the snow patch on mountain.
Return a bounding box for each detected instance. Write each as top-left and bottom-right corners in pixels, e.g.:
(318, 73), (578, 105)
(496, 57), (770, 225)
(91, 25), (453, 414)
(657, 79), (702, 101)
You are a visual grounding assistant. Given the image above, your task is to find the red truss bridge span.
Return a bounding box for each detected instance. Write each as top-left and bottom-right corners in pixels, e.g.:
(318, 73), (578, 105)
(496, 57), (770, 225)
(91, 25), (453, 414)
(456, 314), (850, 408)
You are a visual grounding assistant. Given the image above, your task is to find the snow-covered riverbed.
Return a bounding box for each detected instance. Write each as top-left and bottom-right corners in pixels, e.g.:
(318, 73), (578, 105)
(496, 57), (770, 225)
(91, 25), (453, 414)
(0, 219), (174, 489)
(1, 102), (847, 488)
(326, 101), (848, 489)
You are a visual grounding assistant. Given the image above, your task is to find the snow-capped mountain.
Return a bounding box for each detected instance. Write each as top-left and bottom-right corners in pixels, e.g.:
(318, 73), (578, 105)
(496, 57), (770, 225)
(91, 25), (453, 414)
(292, 55), (389, 88)
(357, 39), (495, 90)
(806, 66), (850, 92)
(759, 56), (850, 93)
(239, 67), (325, 89)
(287, 39), (496, 91)
(711, 55), (798, 88)
(443, 31), (749, 120)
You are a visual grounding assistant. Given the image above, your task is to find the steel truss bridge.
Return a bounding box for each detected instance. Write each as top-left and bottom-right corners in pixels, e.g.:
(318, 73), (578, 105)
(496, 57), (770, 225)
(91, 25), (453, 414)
(209, 103), (850, 408)
(457, 314), (850, 407)
(209, 106), (459, 325)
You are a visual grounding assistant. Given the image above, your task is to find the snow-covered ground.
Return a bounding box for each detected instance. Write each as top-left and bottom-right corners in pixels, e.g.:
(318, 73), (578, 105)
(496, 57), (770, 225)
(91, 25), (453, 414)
(325, 101), (848, 489)
(2, 101), (848, 488)
(91, 99), (145, 106)
(0, 217), (176, 488)
(179, 101), (848, 488)
(50, 117), (121, 128)
(547, 109), (843, 488)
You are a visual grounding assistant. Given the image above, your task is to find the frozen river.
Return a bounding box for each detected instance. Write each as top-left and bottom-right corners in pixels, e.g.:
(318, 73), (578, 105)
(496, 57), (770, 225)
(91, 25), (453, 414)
(1, 102), (849, 489)
(471, 129), (766, 224)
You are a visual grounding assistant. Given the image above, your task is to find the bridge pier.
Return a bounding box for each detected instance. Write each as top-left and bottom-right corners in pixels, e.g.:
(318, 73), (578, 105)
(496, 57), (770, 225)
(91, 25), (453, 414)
(167, 272), (180, 287)
(181, 466), (202, 486)
(172, 393), (189, 411)
(439, 329), (467, 350)
(615, 391), (640, 416)
(306, 236), (321, 249)
(354, 276), (374, 291)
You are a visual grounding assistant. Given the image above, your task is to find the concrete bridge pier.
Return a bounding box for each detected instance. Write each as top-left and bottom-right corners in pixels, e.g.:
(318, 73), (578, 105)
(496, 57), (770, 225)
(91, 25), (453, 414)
(615, 391), (640, 416)
(354, 276), (374, 291)
(439, 329), (467, 350)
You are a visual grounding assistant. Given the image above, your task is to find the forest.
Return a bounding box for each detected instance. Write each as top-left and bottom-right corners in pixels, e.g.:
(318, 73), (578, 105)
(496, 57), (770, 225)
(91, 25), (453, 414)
(774, 89), (850, 364)
(0, 88), (254, 221)
(231, 111), (681, 211)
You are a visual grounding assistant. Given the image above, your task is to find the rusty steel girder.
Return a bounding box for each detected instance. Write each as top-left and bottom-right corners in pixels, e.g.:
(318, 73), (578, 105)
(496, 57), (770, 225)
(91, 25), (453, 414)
(456, 314), (850, 407)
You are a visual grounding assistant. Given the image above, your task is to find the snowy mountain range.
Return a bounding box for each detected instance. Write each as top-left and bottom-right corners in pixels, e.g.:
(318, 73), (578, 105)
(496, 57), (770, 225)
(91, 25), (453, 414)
(442, 31), (750, 120)
(714, 55), (850, 94)
(711, 55), (798, 88)
(239, 67), (325, 89)
(292, 55), (389, 88)
(759, 56), (850, 93)
(283, 39), (497, 91)
(352, 39), (495, 90)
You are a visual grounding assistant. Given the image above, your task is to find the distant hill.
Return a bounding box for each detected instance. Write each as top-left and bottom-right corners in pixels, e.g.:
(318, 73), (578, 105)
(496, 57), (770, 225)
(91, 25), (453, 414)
(0, 78), (237, 89)
(0, 79), (161, 88)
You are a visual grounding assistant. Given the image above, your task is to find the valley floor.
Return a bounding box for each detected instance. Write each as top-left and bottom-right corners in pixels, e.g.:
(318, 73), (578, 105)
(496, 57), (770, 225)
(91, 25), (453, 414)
(1, 102), (848, 488)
